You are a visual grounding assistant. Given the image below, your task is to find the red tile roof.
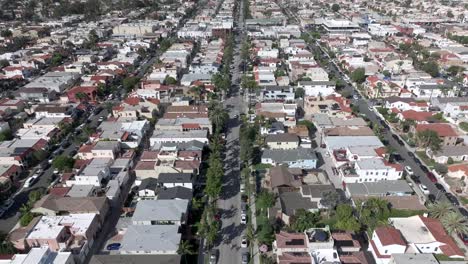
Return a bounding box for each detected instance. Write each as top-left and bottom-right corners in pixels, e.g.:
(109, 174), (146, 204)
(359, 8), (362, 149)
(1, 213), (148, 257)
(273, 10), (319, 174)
(124, 97), (140, 106)
(448, 164), (468, 176)
(135, 161), (156, 170)
(49, 187), (71, 197)
(181, 123), (201, 129)
(375, 227), (406, 246)
(415, 124), (458, 137)
(419, 216), (464, 257)
(400, 110), (434, 121)
(275, 231), (308, 249)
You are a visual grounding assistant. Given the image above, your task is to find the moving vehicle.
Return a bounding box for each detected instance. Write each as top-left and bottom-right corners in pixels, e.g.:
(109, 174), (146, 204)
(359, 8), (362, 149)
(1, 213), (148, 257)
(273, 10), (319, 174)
(241, 237), (248, 248)
(404, 166), (413, 175)
(419, 184), (430, 195)
(240, 214), (247, 224)
(106, 243), (121, 250)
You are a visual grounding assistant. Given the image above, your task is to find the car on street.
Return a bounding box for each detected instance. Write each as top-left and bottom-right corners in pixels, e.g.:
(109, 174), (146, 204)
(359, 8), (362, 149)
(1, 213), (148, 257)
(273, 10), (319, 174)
(241, 237), (248, 248)
(459, 233), (468, 245)
(426, 194), (436, 204)
(420, 165), (429, 173)
(459, 207), (468, 217)
(241, 214), (247, 224)
(24, 174), (39, 188)
(98, 116), (105, 122)
(240, 183), (245, 193)
(426, 172), (437, 183)
(241, 252), (250, 264)
(209, 249), (218, 264)
(434, 183), (446, 193)
(404, 166), (413, 175)
(419, 184), (430, 195)
(445, 193), (460, 206)
(0, 199), (14, 218)
(106, 243), (121, 250)
(410, 174), (421, 184)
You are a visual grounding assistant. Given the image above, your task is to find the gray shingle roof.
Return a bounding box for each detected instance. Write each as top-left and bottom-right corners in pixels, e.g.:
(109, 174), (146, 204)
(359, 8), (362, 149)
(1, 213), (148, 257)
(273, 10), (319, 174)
(132, 200), (188, 222)
(120, 225), (180, 253)
(158, 173), (192, 183)
(262, 148), (317, 163)
(157, 187), (193, 200)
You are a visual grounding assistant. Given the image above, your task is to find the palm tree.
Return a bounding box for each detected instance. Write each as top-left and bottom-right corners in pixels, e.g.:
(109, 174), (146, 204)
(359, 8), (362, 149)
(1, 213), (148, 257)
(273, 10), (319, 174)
(209, 105), (228, 134)
(441, 212), (468, 235)
(177, 240), (196, 264)
(428, 201), (454, 219)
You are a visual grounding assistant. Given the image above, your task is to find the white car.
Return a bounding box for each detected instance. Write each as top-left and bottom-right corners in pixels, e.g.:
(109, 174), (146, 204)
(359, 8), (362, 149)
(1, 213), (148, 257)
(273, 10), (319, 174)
(24, 175), (39, 188)
(241, 237), (248, 248)
(405, 166), (413, 175)
(240, 183), (245, 193)
(419, 184), (430, 195)
(241, 214), (247, 224)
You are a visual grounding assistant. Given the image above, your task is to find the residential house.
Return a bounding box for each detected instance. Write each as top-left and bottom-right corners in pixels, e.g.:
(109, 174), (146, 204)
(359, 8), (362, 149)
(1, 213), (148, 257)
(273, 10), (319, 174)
(384, 97), (429, 112)
(414, 124), (459, 146)
(427, 145), (468, 164)
(389, 215), (464, 259)
(261, 148), (318, 169)
(265, 134), (300, 150)
(138, 178), (159, 197)
(68, 158), (112, 187)
(368, 227), (407, 264)
(77, 141), (120, 160)
(157, 186), (193, 200)
(132, 199), (188, 226)
(119, 225), (180, 255)
(32, 195), (109, 222)
(158, 173), (193, 189)
(0, 247), (75, 264)
(298, 81), (336, 97)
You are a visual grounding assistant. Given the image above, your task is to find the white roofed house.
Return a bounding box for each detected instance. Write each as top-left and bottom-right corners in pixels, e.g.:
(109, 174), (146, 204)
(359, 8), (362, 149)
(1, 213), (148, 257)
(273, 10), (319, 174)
(66, 158), (112, 187)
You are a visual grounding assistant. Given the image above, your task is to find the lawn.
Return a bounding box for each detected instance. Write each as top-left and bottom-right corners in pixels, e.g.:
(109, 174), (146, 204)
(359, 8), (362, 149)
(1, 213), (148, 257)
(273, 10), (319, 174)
(416, 151), (436, 168)
(254, 163), (272, 171)
(459, 196), (468, 205)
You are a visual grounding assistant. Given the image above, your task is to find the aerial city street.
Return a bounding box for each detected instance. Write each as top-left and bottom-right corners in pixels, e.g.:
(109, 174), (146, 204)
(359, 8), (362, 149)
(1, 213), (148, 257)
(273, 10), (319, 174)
(0, 0), (467, 263)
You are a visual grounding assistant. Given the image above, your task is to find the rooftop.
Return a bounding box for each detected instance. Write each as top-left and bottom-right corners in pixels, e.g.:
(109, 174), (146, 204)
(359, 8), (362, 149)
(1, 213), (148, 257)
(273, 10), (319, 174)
(120, 225), (180, 253)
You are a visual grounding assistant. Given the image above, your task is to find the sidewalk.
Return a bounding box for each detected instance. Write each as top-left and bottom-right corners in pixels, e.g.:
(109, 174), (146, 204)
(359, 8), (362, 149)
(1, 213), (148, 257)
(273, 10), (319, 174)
(249, 174), (260, 264)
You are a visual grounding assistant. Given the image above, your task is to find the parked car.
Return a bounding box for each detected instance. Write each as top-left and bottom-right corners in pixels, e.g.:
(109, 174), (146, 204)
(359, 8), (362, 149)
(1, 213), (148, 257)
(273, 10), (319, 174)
(106, 243), (121, 250)
(420, 165), (429, 173)
(241, 214), (247, 224)
(98, 116), (105, 122)
(445, 193), (460, 206)
(434, 183), (446, 193)
(0, 199), (14, 218)
(241, 252), (250, 264)
(426, 194), (436, 204)
(404, 166), (413, 175)
(24, 175), (39, 188)
(209, 249), (218, 264)
(426, 172), (437, 183)
(459, 207), (468, 217)
(410, 174), (421, 184)
(419, 184), (430, 195)
(240, 183), (245, 193)
(459, 233), (468, 245)
(241, 237), (248, 248)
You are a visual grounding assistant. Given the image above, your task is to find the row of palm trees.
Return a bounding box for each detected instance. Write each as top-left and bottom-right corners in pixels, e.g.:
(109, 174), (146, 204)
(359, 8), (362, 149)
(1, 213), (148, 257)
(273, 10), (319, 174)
(428, 201), (468, 236)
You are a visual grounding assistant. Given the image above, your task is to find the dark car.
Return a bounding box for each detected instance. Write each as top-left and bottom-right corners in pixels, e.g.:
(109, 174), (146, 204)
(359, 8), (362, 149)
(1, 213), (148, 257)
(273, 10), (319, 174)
(410, 174), (421, 184)
(392, 134), (399, 141)
(427, 194), (436, 204)
(434, 183), (446, 192)
(445, 193), (460, 206)
(459, 233), (468, 245)
(420, 165), (429, 173)
(426, 172), (437, 183)
(459, 207), (468, 217)
(106, 243), (121, 250)
(407, 152), (415, 158)
(397, 139), (404, 146)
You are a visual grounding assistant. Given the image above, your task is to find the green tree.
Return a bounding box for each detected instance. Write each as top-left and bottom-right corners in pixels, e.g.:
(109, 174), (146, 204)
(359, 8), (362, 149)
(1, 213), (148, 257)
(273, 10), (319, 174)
(20, 212), (33, 227)
(335, 204), (361, 232)
(28, 190), (43, 206)
(434, 163), (448, 174)
(0, 130), (13, 142)
(428, 201), (454, 219)
(382, 70), (391, 78)
(122, 76), (140, 92)
(240, 40), (251, 61)
(447, 65), (463, 77)
(177, 240), (196, 264)
(416, 130), (442, 152)
(331, 3), (340, 12)
(0, 59), (10, 69)
(297, 120), (315, 132)
(294, 87), (305, 99)
(447, 10), (454, 18)
(52, 155), (75, 172)
(274, 69), (286, 77)
(351, 68), (366, 84)
(441, 212), (468, 235)
(0, 30), (12, 38)
(50, 52), (63, 66)
(290, 209), (320, 232)
(208, 102), (229, 134)
(421, 61), (439, 77)
(256, 191), (275, 211)
(164, 76), (177, 85)
(75, 92), (89, 102)
(320, 190), (341, 211)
